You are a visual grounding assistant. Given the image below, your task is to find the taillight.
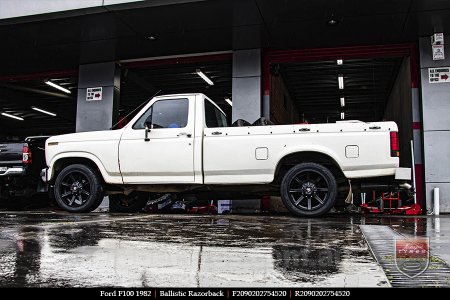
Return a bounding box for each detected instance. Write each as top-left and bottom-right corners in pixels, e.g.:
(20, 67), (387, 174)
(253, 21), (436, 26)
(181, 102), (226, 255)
(390, 131), (400, 157)
(22, 145), (32, 164)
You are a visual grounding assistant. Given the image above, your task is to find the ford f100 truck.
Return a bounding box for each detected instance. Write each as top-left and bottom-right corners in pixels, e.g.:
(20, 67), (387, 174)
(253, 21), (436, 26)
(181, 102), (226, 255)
(43, 93), (411, 216)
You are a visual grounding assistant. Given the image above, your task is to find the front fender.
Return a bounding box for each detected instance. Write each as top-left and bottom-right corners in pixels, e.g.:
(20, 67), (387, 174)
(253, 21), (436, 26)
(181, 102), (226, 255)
(47, 152), (123, 184)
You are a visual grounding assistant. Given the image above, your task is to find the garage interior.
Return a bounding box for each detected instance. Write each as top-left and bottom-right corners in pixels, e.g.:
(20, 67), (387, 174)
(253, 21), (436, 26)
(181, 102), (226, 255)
(0, 54), (232, 138)
(269, 55), (414, 169)
(120, 54), (232, 124)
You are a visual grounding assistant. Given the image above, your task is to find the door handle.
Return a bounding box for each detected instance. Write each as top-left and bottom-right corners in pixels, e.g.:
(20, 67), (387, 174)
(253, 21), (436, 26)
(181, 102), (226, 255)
(299, 128), (310, 132)
(211, 131), (222, 135)
(177, 132), (192, 138)
(369, 126), (381, 130)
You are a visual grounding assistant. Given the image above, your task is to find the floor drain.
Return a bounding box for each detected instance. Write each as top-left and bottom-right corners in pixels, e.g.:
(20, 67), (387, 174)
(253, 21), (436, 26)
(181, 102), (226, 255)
(360, 225), (450, 287)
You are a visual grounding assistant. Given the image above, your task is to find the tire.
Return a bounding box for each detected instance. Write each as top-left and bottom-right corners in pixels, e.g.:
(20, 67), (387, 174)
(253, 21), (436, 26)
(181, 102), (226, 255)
(109, 192), (148, 213)
(280, 162), (337, 217)
(54, 164), (104, 213)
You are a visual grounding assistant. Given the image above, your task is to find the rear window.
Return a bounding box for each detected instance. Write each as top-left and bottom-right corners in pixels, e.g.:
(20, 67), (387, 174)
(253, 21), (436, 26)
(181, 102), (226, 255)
(205, 100), (227, 128)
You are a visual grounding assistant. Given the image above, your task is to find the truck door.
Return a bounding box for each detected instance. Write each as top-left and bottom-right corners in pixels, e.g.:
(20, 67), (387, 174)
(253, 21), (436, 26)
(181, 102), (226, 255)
(118, 97), (195, 184)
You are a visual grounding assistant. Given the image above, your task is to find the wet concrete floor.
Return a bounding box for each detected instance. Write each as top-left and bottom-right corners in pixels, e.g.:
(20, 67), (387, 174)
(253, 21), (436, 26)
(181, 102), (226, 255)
(0, 211), (447, 287)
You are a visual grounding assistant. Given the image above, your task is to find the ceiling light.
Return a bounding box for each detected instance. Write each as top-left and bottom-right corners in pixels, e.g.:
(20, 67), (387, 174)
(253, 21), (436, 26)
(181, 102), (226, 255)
(147, 36), (157, 41)
(340, 97), (345, 107)
(1, 112), (24, 121)
(327, 14), (340, 26)
(196, 69), (214, 86)
(225, 98), (232, 106)
(338, 74), (344, 90)
(31, 106), (57, 117)
(337, 59), (343, 65)
(45, 80), (71, 94)
(340, 112), (345, 120)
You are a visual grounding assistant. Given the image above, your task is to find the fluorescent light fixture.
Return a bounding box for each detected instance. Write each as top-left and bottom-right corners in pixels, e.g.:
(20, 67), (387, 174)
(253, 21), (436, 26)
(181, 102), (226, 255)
(196, 69), (214, 86)
(225, 98), (232, 106)
(31, 106), (57, 117)
(45, 80), (71, 94)
(340, 97), (345, 107)
(1, 112), (24, 121)
(337, 59), (343, 65)
(340, 112), (345, 120)
(338, 74), (344, 90)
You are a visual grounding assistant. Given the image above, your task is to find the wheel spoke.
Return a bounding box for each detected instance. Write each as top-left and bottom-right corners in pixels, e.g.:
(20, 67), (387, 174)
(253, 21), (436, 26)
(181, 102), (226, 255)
(307, 197), (312, 210)
(294, 195), (304, 206)
(61, 182), (71, 187)
(289, 189), (302, 193)
(294, 177), (302, 185)
(316, 187), (328, 192)
(306, 173), (310, 181)
(69, 174), (77, 183)
(61, 191), (72, 198)
(75, 196), (83, 205)
(68, 195), (75, 206)
(81, 190), (90, 197)
(314, 194), (324, 204)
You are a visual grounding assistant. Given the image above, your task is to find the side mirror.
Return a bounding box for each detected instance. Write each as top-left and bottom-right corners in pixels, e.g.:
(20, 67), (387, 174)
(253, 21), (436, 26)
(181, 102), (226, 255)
(144, 119), (152, 142)
(144, 107), (153, 142)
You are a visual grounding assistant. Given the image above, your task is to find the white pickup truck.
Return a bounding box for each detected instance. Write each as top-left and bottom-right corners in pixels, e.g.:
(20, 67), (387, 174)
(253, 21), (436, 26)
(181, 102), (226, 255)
(44, 93), (411, 216)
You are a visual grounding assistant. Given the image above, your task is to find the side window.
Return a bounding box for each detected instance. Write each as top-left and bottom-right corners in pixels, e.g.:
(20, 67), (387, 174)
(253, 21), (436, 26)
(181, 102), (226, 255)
(205, 100), (228, 128)
(133, 98), (189, 129)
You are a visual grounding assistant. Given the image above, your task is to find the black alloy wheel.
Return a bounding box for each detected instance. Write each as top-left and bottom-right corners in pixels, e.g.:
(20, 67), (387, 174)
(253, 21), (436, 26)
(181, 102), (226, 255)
(281, 162), (337, 217)
(54, 164), (104, 213)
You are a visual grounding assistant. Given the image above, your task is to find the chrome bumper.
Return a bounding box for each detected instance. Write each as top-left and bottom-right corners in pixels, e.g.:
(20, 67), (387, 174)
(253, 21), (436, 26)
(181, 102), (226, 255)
(0, 167), (25, 176)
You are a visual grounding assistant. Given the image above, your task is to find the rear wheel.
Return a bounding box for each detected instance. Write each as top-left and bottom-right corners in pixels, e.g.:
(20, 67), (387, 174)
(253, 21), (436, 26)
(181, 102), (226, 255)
(54, 164), (104, 213)
(281, 162), (337, 217)
(109, 192), (148, 213)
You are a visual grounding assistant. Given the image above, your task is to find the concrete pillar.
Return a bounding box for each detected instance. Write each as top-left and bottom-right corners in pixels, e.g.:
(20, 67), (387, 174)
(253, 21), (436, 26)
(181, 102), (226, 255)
(232, 49), (262, 123)
(76, 62), (120, 132)
(419, 35), (450, 213)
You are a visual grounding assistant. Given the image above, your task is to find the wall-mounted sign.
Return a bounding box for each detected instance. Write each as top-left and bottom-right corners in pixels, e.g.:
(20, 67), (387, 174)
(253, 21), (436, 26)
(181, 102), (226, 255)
(429, 67), (450, 83)
(432, 45), (445, 60)
(431, 33), (444, 45)
(86, 87), (102, 101)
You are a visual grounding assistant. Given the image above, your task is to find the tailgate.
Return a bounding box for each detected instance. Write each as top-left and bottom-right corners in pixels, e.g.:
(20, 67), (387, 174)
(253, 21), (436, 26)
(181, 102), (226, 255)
(0, 142), (23, 168)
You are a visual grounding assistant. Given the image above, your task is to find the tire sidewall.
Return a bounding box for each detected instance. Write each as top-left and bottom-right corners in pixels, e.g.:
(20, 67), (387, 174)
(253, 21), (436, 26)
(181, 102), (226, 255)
(54, 164), (103, 213)
(281, 163), (337, 217)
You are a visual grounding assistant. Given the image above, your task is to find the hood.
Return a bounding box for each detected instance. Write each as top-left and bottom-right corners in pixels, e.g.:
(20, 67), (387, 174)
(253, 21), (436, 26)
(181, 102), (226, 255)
(46, 129), (124, 144)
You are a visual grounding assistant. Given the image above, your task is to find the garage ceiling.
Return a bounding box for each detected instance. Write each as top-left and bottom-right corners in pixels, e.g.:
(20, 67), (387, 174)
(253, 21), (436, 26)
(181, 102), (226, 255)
(0, 77), (77, 136)
(1, 0), (450, 75)
(279, 57), (403, 123)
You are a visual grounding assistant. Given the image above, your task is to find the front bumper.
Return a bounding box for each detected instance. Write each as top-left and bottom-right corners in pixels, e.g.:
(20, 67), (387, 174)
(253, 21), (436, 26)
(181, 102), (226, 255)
(0, 167), (25, 177)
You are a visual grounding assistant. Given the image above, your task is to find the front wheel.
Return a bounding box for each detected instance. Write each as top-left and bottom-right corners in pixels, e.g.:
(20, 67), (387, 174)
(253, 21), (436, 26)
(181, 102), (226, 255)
(54, 164), (104, 213)
(280, 162), (337, 217)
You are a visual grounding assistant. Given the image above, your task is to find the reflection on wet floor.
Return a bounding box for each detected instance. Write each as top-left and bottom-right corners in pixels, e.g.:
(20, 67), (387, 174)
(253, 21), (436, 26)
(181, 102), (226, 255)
(3, 212), (433, 287)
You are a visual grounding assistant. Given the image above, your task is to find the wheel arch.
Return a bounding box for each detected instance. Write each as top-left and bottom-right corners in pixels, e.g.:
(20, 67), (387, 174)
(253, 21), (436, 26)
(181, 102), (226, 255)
(49, 153), (108, 184)
(274, 151), (346, 184)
